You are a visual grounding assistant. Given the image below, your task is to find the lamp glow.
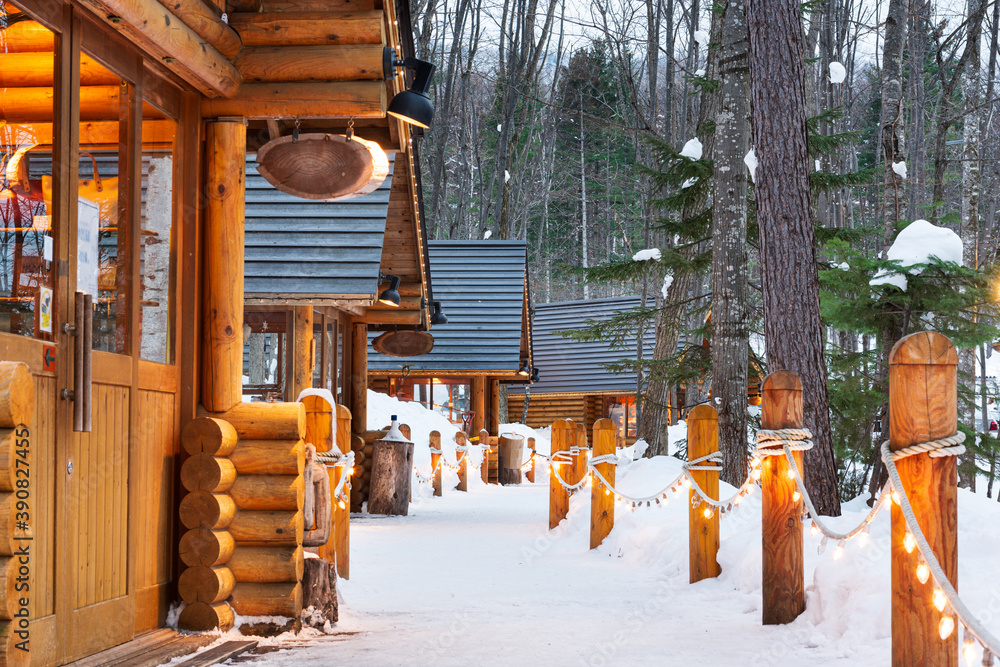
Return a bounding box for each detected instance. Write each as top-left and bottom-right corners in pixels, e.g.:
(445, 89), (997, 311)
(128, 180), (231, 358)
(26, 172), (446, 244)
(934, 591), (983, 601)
(904, 532), (916, 554)
(933, 588), (947, 612)
(939, 615), (955, 640)
(916, 563), (930, 585)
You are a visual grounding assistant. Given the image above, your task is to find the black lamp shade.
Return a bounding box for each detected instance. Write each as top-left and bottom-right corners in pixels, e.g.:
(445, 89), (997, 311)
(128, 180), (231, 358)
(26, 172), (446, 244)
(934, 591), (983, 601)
(388, 91), (435, 129)
(518, 361), (530, 376)
(379, 274), (401, 306)
(430, 301), (448, 325)
(530, 367), (540, 383)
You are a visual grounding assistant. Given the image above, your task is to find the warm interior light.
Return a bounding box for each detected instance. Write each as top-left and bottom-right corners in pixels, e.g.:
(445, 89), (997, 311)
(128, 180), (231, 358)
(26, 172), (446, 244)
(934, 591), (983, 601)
(810, 523), (820, 538)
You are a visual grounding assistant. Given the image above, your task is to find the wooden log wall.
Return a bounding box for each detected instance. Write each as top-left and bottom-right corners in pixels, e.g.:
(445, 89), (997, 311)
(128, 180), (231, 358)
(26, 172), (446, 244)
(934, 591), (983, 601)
(517, 394), (588, 430)
(0, 362), (34, 667)
(178, 401), (308, 632)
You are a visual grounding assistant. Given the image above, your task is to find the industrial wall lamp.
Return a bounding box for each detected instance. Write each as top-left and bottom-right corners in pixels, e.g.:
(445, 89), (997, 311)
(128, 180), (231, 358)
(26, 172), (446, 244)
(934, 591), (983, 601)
(430, 301), (448, 325)
(383, 47), (436, 128)
(378, 273), (401, 306)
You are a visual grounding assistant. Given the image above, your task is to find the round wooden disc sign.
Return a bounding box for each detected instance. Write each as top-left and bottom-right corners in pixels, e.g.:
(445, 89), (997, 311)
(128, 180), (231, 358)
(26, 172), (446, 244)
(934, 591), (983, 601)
(372, 331), (435, 357)
(256, 133), (382, 200)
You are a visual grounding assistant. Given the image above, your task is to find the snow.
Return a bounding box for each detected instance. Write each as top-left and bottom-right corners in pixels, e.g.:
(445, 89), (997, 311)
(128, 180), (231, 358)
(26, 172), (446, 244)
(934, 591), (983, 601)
(891, 161), (907, 179)
(829, 61), (847, 84)
(836, 262), (850, 271)
(744, 147), (758, 183)
(680, 137), (703, 160)
(496, 124), (502, 132)
(483, 229), (492, 239)
(632, 248), (662, 262)
(870, 219), (963, 291)
(815, 159), (821, 172)
(504, 170), (510, 183)
(661, 273), (674, 298)
(681, 177), (697, 189)
(695, 68), (705, 77)
(693, 29), (709, 45)
(204, 395), (1000, 666)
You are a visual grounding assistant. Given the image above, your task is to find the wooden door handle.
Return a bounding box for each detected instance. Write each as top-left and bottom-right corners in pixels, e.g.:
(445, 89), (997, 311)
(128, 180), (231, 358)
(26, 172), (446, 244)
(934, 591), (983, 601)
(72, 291), (93, 433)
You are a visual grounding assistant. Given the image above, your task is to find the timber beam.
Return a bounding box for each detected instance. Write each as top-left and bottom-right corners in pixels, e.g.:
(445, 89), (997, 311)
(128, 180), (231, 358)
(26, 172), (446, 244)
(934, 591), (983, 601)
(234, 45), (385, 83)
(229, 11), (384, 47)
(201, 81), (385, 119)
(75, 0), (241, 98)
(153, 0), (243, 59)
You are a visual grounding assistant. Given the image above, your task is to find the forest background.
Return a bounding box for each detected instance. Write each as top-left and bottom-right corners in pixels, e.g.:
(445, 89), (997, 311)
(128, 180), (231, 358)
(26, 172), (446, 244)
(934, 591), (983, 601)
(408, 0), (1000, 515)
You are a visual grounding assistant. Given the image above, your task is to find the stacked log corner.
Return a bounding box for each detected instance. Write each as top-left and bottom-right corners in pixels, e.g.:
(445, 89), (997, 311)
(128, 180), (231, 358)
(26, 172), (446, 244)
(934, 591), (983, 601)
(760, 371), (805, 625)
(179, 401), (308, 633)
(0, 362), (34, 667)
(888, 332), (959, 666)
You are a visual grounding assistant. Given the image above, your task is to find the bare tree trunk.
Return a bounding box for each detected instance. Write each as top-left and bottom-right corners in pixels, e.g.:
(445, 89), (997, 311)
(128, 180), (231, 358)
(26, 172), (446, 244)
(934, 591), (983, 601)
(579, 106), (590, 299)
(747, 0), (842, 515)
(711, 0), (751, 487)
(879, 0), (907, 249)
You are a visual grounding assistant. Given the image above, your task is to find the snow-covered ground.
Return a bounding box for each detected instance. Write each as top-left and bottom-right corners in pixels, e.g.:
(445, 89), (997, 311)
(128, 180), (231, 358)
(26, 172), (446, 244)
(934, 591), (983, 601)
(216, 393), (1000, 666)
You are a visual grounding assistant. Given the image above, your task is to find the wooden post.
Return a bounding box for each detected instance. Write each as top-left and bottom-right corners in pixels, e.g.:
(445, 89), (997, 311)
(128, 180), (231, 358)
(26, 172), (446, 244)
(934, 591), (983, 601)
(292, 306), (314, 400)
(488, 378), (500, 434)
(201, 117), (246, 412)
(429, 430), (443, 496)
(573, 422), (589, 488)
(687, 405), (721, 583)
(368, 434), (414, 516)
(498, 433), (524, 485)
(350, 322), (367, 434)
(549, 420), (574, 529)
(322, 404), (351, 579)
(889, 332), (958, 667)
(760, 371), (805, 625)
(471, 376), (486, 435)
(479, 428), (490, 484)
(455, 431), (468, 492)
(526, 436), (536, 483)
(590, 418), (616, 549)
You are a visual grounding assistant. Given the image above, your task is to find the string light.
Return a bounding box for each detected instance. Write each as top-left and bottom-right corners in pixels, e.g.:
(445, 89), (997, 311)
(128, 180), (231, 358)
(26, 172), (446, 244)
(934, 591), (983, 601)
(916, 563), (931, 585)
(857, 528), (870, 547)
(940, 616), (956, 640)
(891, 490), (901, 505)
(832, 541), (845, 560)
(703, 507), (713, 519)
(787, 468), (796, 480)
(792, 491), (801, 502)
(752, 468), (762, 481)
(810, 522), (820, 538)
(933, 589), (947, 613)
(963, 635), (977, 666)
(904, 532), (917, 554)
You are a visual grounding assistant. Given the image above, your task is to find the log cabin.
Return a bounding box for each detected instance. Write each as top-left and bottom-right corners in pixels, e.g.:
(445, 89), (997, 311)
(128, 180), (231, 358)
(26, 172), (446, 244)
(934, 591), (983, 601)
(507, 297), (658, 444)
(367, 240), (532, 436)
(0, 0), (428, 662)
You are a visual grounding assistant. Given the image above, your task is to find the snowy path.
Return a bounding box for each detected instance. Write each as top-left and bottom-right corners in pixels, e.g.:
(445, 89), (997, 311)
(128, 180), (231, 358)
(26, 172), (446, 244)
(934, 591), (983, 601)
(227, 461), (1000, 666)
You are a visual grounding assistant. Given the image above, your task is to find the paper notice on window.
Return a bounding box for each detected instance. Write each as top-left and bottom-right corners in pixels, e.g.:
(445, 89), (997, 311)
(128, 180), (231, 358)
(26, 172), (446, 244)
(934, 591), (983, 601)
(77, 198), (99, 296)
(39, 287), (52, 333)
(43, 235), (52, 262)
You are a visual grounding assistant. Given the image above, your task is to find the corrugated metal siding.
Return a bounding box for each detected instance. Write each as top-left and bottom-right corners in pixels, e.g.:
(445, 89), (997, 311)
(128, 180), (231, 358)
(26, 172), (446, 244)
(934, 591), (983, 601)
(509, 297), (656, 395)
(367, 240), (527, 373)
(243, 157), (392, 299)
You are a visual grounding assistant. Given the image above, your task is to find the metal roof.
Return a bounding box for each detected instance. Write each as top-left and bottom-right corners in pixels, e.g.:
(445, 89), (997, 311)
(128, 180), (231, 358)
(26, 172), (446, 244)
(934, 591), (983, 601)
(243, 157), (392, 302)
(367, 240), (528, 375)
(508, 296), (657, 395)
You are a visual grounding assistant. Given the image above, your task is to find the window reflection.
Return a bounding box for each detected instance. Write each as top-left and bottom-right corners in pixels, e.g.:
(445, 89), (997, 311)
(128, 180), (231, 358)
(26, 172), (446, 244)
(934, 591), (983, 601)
(139, 115), (175, 363)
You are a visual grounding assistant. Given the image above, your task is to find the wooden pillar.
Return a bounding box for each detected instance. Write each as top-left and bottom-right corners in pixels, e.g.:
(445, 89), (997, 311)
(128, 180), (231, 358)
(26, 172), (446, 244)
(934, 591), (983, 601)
(571, 422), (589, 487)
(889, 332), (958, 667)
(590, 418), (616, 549)
(549, 419), (574, 529)
(291, 306), (314, 400)
(687, 405), (721, 583)
(488, 378), (500, 434)
(525, 437), (536, 483)
(479, 428), (490, 484)
(321, 403), (351, 579)
(455, 431), (468, 492)
(200, 117), (246, 412)
(350, 322), (367, 434)
(760, 371), (805, 625)
(472, 376), (485, 434)
(430, 430), (442, 497)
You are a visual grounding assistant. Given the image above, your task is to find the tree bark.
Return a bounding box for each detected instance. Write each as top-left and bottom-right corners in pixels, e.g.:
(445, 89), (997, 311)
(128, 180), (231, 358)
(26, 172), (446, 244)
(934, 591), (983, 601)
(747, 0), (841, 515)
(711, 0), (751, 487)
(879, 0), (907, 250)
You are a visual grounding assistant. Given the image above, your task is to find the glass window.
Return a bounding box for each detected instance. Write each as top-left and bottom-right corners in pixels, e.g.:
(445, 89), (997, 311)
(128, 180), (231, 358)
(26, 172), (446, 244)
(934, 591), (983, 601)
(0, 5), (57, 340)
(243, 310), (287, 401)
(138, 112), (175, 363)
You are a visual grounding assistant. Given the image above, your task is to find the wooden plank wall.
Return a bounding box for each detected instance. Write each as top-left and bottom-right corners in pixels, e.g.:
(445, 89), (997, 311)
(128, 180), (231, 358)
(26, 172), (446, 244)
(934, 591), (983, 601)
(31, 375), (56, 619)
(133, 388), (177, 633)
(72, 384), (129, 609)
(380, 158), (420, 284)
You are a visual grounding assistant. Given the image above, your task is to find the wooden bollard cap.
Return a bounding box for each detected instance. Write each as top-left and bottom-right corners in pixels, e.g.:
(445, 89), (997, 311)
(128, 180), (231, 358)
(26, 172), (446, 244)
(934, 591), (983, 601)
(889, 331), (958, 366)
(686, 405), (718, 421)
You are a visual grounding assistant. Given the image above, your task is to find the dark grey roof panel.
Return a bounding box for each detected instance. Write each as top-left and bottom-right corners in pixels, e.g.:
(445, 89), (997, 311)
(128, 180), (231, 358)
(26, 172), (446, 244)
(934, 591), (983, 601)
(243, 156), (392, 298)
(507, 297), (657, 395)
(368, 240), (528, 374)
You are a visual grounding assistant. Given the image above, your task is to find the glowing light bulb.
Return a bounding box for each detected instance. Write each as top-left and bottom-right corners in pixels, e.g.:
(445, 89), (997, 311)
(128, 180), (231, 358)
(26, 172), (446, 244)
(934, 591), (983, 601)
(891, 491), (901, 506)
(682, 478), (691, 490)
(703, 507), (713, 519)
(904, 532), (916, 554)
(673, 487), (682, 498)
(963, 637), (977, 666)
(734, 495), (742, 506)
(933, 589), (947, 612)
(810, 523), (820, 538)
(832, 542), (845, 560)
(787, 469), (796, 480)
(747, 485), (755, 495)
(752, 469), (762, 481)
(792, 491), (801, 502)
(605, 489), (611, 497)
(857, 530), (870, 547)
(916, 563), (930, 584)
(338, 500), (347, 510)
(347, 467), (355, 476)
(939, 615), (955, 640)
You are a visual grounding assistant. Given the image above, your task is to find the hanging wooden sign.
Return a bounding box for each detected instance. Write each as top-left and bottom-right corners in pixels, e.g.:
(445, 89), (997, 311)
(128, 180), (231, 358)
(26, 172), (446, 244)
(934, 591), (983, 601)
(256, 133), (388, 200)
(371, 331), (434, 357)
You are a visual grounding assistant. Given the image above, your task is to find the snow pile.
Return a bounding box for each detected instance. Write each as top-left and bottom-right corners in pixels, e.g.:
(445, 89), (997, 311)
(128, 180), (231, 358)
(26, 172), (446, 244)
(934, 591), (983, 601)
(870, 219), (963, 291)
(744, 147), (758, 183)
(632, 248), (662, 262)
(693, 29), (709, 45)
(828, 61), (847, 84)
(366, 390), (463, 471)
(681, 177), (697, 189)
(891, 161), (907, 179)
(695, 68), (705, 77)
(680, 137), (703, 160)
(483, 229), (492, 239)
(661, 273), (674, 298)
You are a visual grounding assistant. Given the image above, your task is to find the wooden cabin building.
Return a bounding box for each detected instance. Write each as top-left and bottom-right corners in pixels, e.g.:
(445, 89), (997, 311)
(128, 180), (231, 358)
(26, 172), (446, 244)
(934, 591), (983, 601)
(508, 297), (658, 443)
(368, 240), (532, 435)
(0, 0), (428, 663)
